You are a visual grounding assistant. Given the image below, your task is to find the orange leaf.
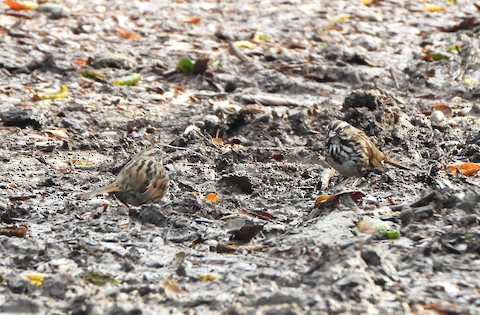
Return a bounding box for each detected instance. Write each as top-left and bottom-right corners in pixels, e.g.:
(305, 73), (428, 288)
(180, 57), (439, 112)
(73, 60), (88, 66)
(115, 27), (139, 40)
(205, 193), (219, 203)
(446, 163), (480, 176)
(183, 16), (201, 24)
(314, 195), (331, 207)
(4, 0), (38, 10)
(1, 224), (28, 237)
(424, 4), (445, 12)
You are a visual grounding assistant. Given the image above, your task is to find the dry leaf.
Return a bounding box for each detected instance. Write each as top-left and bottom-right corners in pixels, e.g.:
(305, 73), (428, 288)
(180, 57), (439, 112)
(79, 67), (105, 80)
(4, 0), (38, 10)
(183, 16), (201, 24)
(44, 128), (69, 140)
(230, 224), (264, 244)
(198, 274), (216, 281)
(431, 103), (453, 117)
(115, 27), (139, 40)
(314, 191), (365, 208)
(271, 153), (285, 162)
(205, 193), (219, 203)
(320, 14), (350, 32)
(424, 4), (446, 12)
(252, 32), (270, 42)
(66, 158), (95, 168)
(161, 279), (184, 295)
(33, 85), (68, 101)
(26, 273), (48, 286)
(73, 60), (88, 66)
(1, 224), (28, 237)
(216, 242), (236, 254)
(314, 195), (331, 207)
(212, 129), (223, 146)
(193, 58), (209, 75)
(446, 163), (480, 176)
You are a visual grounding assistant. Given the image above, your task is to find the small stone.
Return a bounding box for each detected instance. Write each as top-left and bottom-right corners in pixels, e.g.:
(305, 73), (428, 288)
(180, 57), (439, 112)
(218, 175), (254, 194)
(6, 275), (29, 294)
(131, 204), (168, 227)
(87, 53), (136, 69)
(430, 110), (445, 124)
(0, 297), (39, 314)
(0, 108), (45, 130)
(224, 81), (237, 93)
(459, 214), (478, 227)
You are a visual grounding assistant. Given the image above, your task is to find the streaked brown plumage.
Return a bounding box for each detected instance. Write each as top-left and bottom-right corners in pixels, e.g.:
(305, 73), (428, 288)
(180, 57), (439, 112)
(78, 148), (169, 206)
(325, 120), (409, 177)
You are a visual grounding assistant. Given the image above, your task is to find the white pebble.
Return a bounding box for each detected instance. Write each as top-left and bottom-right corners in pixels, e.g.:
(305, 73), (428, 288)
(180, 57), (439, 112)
(430, 110), (445, 124)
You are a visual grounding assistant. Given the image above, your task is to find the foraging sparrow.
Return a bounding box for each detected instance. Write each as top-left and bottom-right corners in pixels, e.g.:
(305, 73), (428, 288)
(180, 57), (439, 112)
(325, 120), (409, 177)
(78, 148), (169, 206)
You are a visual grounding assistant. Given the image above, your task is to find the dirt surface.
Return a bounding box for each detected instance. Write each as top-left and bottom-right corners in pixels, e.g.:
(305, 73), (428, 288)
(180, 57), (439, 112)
(1, 0), (480, 314)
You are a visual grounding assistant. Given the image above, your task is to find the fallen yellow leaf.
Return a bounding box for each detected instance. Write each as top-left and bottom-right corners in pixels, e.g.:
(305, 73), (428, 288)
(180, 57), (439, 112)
(66, 159), (95, 168)
(199, 274), (216, 281)
(33, 85), (68, 101)
(26, 273), (48, 286)
(320, 14), (350, 32)
(424, 4), (446, 12)
(234, 40), (254, 49)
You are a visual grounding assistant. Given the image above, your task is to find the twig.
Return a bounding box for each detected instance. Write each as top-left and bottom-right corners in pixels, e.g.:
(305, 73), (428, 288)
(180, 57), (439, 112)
(389, 67), (400, 89)
(240, 94), (306, 107)
(215, 32), (261, 70)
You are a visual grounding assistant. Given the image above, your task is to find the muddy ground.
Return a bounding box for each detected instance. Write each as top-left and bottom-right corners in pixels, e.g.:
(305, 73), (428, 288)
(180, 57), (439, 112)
(0, 0), (479, 314)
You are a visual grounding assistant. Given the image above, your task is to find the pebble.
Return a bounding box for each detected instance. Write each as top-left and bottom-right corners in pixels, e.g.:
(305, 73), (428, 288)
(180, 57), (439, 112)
(430, 110), (445, 124)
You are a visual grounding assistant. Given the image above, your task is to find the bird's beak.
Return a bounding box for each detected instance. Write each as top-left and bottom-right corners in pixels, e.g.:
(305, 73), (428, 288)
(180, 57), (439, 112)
(328, 130), (336, 138)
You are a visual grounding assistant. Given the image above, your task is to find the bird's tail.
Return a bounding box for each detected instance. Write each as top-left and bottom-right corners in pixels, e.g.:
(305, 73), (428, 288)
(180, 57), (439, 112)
(384, 156), (410, 171)
(77, 183), (120, 200)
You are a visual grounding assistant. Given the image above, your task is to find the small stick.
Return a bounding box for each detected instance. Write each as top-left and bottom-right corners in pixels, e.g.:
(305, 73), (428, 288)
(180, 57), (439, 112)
(389, 67), (400, 89)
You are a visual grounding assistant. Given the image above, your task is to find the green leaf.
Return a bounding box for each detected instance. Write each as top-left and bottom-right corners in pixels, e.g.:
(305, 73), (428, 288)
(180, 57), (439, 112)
(34, 85), (68, 101)
(447, 45), (462, 52)
(84, 272), (121, 286)
(318, 42), (328, 49)
(112, 73), (141, 86)
(430, 53), (450, 61)
(383, 230), (400, 239)
(177, 57), (195, 74)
